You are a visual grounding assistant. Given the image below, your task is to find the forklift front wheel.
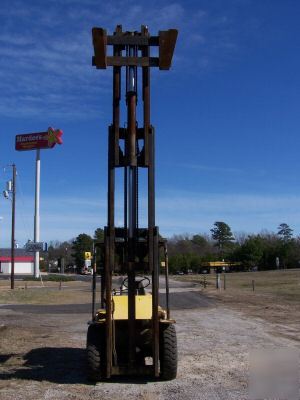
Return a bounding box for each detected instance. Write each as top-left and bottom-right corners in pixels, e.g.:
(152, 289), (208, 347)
(159, 323), (178, 380)
(86, 324), (104, 381)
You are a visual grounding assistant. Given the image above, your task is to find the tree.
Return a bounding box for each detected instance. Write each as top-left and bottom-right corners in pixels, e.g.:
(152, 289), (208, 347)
(281, 237), (300, 268)
(168, 253), (202, 274)
(277, 223), (293, 242)
(259, 233), (282, 270)
(238, 235), (264, 268)
(192, 234), (208, 247)
(210, 221), (234, 257)
(45, 240), (74, 272)
(94, 228), (105, 271)
(72, 233), (93, 269)
(94, 228), (104, 241)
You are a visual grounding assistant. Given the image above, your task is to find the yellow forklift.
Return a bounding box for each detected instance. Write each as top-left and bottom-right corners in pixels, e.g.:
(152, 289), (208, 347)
(87, 25), (178, 380)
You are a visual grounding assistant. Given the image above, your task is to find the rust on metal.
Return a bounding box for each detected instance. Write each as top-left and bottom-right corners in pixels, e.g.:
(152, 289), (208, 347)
(106, 56), (159, 67)
(159, 29), (178, 70)
(92, 28), (107, 69)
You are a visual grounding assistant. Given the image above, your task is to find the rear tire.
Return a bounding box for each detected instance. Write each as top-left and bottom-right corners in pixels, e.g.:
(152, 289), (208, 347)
(86, 324), (104, 381)
(159, 323), (177, 380)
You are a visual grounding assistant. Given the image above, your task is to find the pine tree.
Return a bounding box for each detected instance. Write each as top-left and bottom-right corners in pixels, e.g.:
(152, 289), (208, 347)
(277, 223), (293, 242)
(210, 221), (234, 258)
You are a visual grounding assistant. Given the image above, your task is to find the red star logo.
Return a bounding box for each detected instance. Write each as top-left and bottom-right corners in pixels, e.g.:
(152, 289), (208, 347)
(47, 127), (63, 146)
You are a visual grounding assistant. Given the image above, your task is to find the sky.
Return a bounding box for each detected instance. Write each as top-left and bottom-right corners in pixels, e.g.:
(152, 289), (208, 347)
(0, 0), (300, 247)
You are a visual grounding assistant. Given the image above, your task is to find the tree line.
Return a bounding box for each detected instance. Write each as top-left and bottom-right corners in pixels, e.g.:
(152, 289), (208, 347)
(41, 228), (104, 273)
(40, 222), (300, 274)
(168, 222), (299, 273)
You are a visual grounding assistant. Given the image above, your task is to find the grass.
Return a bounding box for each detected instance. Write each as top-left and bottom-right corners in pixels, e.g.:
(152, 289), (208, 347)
(23, 274), (75, 282)
(173, 269), (300, 301)
(0, 280), (93, 304)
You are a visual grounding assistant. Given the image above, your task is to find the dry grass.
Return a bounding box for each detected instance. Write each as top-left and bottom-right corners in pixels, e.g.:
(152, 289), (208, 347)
(174, 269), (300, 337)
(174, 269), (300, 300)
(0, 280), (93, 304)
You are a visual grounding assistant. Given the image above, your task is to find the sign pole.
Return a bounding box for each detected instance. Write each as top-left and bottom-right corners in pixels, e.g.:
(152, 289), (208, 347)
(34, 149), (41, 278)
(15, 127), (63, 278)
(11, 164), (16, 289)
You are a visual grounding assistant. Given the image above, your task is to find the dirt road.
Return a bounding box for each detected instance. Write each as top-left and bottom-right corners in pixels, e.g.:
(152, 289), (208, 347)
(0, 278), (299, 400)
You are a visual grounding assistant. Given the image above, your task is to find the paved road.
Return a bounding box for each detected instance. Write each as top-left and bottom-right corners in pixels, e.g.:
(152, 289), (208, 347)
(0, 291), (213, 314)
(0, 277), (213, 314)
(0, 274), (200, 285)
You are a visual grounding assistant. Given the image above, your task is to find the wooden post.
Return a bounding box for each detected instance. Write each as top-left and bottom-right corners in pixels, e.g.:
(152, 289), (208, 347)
(223, 274), (226, 290)
(59, 281), (62, 290)
(216, 273), (220, 289)
(252, 279), (255, 291)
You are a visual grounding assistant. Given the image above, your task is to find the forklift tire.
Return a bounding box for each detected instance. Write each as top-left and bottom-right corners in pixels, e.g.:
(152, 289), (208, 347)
(86, 324), (104, 381)
(159, 323), (177, 380)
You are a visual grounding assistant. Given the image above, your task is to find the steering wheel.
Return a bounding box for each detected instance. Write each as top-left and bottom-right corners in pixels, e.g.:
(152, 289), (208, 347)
(122, 276), (150, 289)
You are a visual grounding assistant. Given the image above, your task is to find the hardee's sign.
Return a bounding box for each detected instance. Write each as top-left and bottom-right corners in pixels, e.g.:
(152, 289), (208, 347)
(15, 127), (63, 151)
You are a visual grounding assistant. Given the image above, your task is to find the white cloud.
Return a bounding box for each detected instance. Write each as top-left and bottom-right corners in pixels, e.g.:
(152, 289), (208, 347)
(155, 191), (300, 236)
(1, 190), (300, 247)
(0, 0), (241, 117)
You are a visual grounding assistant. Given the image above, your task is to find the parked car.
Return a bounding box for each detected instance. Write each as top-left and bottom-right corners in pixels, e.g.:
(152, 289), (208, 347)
(81, 267), (92, 275)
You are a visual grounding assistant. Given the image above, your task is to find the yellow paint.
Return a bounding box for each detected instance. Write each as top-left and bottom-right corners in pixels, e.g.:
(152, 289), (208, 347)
(112, 295), (152, 320)
(84, 252), (92, 260)
(202, 261), (241, 267)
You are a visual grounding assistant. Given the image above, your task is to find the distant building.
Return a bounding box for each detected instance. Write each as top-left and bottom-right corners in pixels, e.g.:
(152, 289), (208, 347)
(0, 248), (34, 274)
(201, 261), (243, 273)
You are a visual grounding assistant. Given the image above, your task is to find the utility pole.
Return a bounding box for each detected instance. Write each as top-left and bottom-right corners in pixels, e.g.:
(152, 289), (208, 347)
(34, 149), (41, 278)
(0, 217), (3, 247)
(11, 164), (16, 290)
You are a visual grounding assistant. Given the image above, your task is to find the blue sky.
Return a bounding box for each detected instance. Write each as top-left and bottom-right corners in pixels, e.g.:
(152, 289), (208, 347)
(1, 0), (300, 247)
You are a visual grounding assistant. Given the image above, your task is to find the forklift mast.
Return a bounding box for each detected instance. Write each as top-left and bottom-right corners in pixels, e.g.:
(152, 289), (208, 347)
(92, 25), (178, 378)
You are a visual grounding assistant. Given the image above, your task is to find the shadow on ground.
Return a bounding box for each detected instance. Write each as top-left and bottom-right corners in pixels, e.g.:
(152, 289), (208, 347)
(0, 347), (88, 384)
(0, 347), (155, 385)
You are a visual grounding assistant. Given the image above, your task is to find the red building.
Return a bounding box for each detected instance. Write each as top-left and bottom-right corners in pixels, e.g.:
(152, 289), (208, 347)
(0, 249), (34, 274)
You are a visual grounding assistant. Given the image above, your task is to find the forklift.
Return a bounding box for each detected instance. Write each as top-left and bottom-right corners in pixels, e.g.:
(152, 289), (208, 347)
(87, 25), (178, 380)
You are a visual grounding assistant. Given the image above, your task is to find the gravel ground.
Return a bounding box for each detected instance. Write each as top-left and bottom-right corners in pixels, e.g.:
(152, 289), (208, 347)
(0, 279), (299, 400)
